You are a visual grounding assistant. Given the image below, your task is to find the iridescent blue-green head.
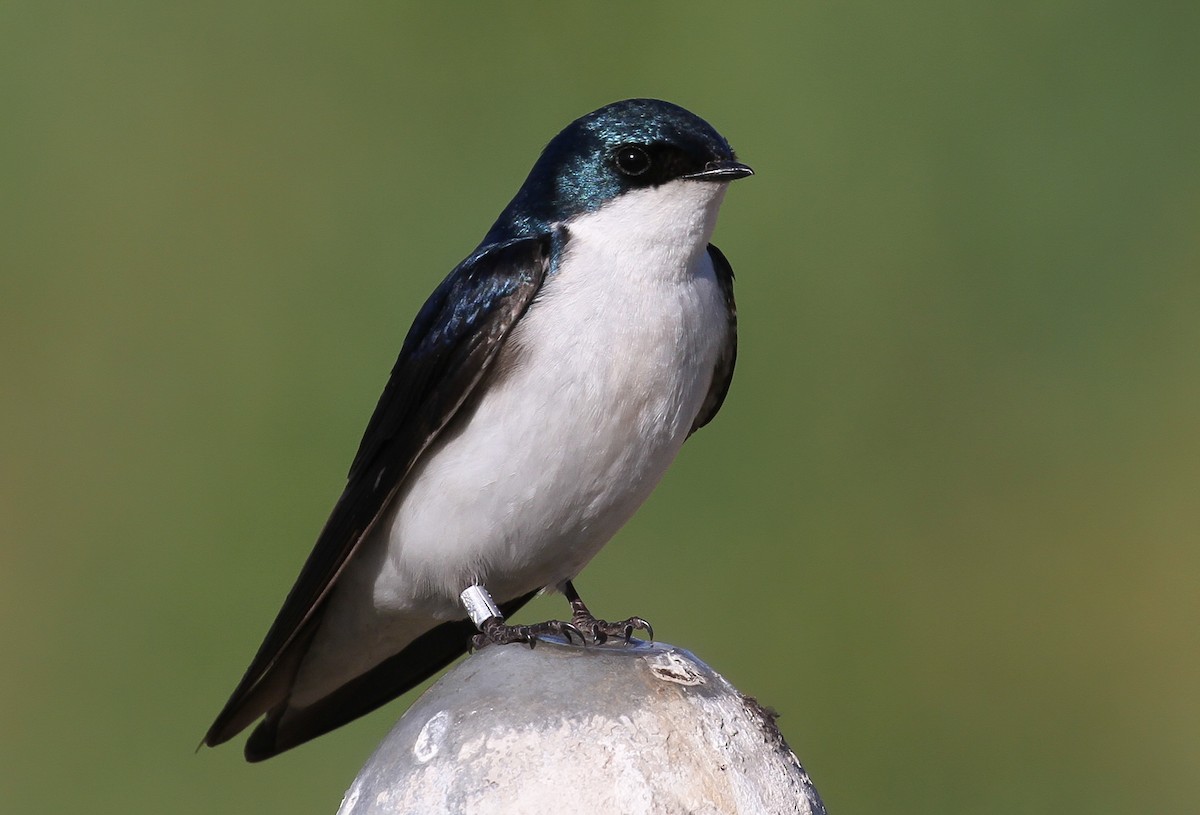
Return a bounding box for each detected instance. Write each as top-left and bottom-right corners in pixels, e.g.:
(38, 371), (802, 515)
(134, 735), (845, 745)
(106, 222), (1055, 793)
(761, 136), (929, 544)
(486, 99), (753, 243)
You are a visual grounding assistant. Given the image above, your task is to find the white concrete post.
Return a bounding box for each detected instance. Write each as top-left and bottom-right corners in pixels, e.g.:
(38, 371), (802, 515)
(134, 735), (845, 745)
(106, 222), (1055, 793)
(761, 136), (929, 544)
(336, 638), (827, 815)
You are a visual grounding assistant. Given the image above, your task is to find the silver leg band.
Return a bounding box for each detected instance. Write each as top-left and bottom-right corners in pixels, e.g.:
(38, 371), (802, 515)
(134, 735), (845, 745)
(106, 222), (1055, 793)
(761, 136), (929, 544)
(460, 585), (503, 628)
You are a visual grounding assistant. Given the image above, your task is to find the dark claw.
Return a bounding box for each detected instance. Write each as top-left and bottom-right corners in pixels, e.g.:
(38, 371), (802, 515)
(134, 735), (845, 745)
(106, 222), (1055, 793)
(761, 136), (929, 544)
(571, 613), (655, 646)
(610, 616), (653, 643)
(615, 616), (654, 643)
(525, 619), (586, 646)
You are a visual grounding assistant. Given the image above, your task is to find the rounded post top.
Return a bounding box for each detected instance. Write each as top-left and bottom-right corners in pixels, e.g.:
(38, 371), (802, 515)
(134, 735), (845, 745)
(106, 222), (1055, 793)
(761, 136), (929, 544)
(338, 638), (826, 815)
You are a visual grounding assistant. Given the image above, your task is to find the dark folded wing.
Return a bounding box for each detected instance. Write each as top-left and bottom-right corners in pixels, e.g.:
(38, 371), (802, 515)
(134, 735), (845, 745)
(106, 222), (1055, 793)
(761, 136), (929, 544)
(206, 232), (557, 744)
(690, 243), (738, 434)
(242, 589), (540, 761)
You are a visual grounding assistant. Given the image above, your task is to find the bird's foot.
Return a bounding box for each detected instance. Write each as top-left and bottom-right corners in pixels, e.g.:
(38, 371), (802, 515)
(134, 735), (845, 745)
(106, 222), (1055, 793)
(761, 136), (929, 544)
(562, 579), (653, 645)
(471, 617), (585, 650)
(570, 609), (654, 645)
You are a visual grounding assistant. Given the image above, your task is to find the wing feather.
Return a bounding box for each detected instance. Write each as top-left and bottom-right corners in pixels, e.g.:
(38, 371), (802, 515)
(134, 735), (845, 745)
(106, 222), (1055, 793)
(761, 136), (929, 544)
(205, 233), (556, 746)
(690, 243), (738, 434)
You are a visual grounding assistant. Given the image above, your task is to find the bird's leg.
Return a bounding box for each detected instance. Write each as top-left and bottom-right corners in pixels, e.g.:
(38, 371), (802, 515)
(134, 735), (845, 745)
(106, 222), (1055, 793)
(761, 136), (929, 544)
(563, 580), (654, 645)
(460, 585), (583, 649)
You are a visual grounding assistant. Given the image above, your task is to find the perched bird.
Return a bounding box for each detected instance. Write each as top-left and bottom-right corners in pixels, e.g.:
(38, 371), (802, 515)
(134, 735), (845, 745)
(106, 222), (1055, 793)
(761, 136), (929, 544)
(204, 98), (753, 761)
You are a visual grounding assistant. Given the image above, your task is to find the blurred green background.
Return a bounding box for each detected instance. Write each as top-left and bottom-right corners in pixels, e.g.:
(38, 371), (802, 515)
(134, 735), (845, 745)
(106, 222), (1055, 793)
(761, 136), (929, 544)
(3, 2), (1198, 813)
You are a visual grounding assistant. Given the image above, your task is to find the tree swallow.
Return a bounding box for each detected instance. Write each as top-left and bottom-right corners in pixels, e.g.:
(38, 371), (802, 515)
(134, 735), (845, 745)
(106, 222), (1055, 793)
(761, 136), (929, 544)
(204, 98), (753, 761)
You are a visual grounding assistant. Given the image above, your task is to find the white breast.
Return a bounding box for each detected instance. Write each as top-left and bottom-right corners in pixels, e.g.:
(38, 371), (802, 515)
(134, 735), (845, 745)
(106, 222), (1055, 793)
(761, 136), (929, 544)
(391, 180), (732, 604)
(299, 180), (734, 700)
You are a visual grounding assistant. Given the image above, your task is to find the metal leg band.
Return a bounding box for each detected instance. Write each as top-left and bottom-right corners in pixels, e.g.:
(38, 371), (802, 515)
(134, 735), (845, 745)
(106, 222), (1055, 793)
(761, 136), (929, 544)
(460, 584), (503, 628)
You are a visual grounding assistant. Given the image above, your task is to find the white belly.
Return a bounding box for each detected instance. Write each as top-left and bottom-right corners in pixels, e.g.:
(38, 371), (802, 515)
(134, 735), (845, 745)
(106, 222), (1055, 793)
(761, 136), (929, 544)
(293, 181), (732, 704)
(373, 231), (727, 613)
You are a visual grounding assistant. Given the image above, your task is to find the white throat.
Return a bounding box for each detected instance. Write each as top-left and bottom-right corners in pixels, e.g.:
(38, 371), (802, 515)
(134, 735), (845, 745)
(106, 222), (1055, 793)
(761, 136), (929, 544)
(562, 180), (730, 275)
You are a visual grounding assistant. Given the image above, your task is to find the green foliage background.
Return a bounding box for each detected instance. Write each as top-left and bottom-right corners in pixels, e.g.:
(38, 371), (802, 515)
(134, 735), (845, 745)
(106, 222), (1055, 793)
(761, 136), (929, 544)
(3, 3), (1198, 813)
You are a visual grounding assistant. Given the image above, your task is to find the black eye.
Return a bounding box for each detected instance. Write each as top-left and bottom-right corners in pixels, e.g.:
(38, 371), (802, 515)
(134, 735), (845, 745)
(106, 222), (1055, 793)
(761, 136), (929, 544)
(614, 144), (651, 177)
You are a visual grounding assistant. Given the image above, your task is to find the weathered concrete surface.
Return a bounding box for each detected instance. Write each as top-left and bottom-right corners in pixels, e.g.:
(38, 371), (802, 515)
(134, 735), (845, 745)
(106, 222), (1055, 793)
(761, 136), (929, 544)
(336, 638), (827, 815)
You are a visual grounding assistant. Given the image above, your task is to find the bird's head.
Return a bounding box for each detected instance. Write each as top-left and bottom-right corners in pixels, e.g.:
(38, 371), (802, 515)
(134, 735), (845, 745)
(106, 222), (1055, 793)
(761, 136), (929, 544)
(487, 99), (753, 243)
